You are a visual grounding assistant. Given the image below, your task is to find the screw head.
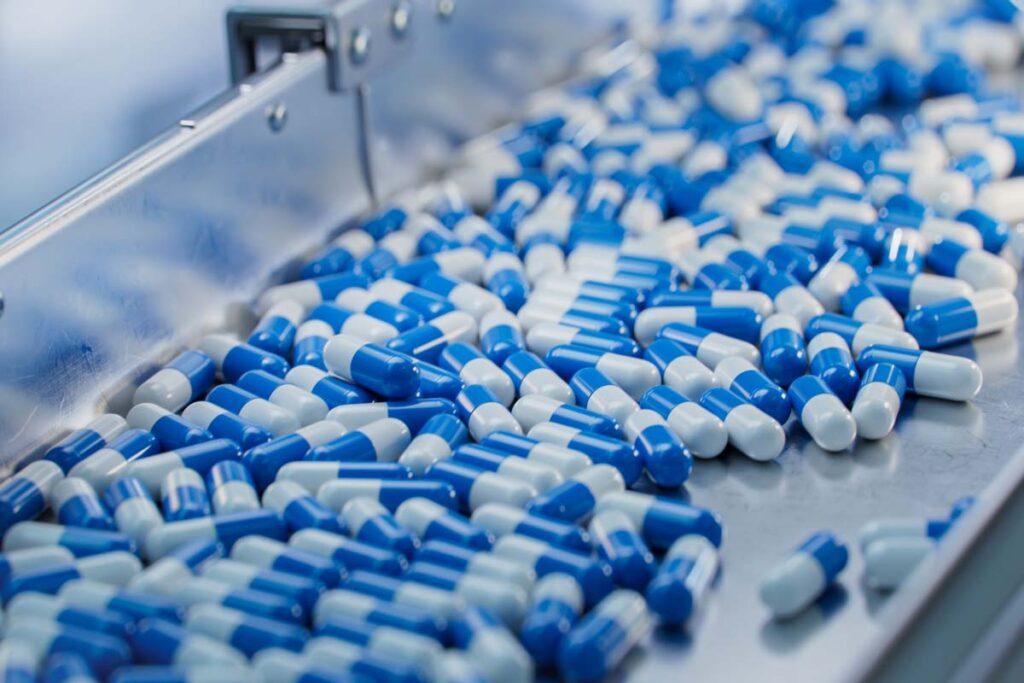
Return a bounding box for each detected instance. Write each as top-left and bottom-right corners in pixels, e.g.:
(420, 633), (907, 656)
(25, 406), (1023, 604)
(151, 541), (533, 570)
(265, 102), (287, 132)
(350, 26), (371, 65)
(436, 0), (455, 21)
(392, 1), (411, 38)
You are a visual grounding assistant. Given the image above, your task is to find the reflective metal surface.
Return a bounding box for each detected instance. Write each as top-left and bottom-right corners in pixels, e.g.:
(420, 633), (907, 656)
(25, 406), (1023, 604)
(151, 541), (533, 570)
(0, 50), (370, 469)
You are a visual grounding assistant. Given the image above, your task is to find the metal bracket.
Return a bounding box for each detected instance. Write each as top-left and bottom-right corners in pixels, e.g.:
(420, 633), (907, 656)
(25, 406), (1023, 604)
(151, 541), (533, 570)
(227, 0), (416, 91)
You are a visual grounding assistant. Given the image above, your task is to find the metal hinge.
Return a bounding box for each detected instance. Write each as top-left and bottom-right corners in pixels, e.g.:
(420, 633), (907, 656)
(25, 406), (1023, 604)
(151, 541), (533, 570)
(226, 0), (417, 91)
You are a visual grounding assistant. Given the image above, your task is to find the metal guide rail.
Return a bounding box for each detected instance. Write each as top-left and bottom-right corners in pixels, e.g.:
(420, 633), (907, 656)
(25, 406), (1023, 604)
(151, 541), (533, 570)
(0, 1), (1021, 681)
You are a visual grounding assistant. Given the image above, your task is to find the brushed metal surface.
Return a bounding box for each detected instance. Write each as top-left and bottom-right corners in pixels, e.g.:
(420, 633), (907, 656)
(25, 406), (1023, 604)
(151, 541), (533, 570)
(0, 50), (370, 469)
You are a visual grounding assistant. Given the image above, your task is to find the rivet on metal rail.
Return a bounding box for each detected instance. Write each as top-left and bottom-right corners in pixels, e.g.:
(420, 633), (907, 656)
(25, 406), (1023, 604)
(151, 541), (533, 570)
(350, 27), (372, 65)
(391, 1), (411, 39)
(436, 0), (456, 21)
(265, 102), (288, 132)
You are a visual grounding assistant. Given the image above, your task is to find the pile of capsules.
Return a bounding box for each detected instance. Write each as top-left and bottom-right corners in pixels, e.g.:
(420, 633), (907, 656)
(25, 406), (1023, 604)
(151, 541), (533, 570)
(2, 0), (1024, 680)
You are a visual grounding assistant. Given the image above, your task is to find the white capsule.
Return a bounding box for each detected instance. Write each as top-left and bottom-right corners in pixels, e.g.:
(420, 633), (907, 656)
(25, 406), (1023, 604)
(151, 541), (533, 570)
(462, 358), (516, 407)
(863, 537), (935, 590)
(591, 354), (660, 401)
(954, 249), (1019, 291)
(634, 308), (699, 347)
(851, 295), (904, 330)
(722, 404), (786, 461)
(467, 402), (522, 442)
(660, 353), (720, 401)
(693, 333), (761, 369)
(851, 382), (901, 440)
(661, 401), (728, 459)
(774, 284), (826, 329)
(797, 392), (857, 452)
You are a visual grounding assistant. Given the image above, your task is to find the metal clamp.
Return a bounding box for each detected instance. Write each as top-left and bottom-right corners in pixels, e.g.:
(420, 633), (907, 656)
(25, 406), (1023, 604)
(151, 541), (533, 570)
(227, 0), (416, 91)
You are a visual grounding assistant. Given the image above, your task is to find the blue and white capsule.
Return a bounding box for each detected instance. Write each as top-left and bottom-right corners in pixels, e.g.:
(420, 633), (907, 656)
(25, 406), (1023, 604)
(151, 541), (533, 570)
(134, 351), (217, 412)
(645, 534), (719, 627)
(512, 394), (621, 439)
(492, 534), (613, 608)
(788, 376), (858, 451)
(440, 343), (516, 407)
(420, 272), (503, 321)
(760, 531), (849, 619)
(206, 385), (300, 437)
(334, 287), (423, 332)
(450, 606), (533, 683)
(284, 365), (372, 408)
(397, 413), (467, 476)
(526, 465), (624, 524)
(453, 445), (563, 493)
(307, 302), (400, 345)
(623, 411), (692, 489)
(856, 345), (983, 401)
(557, 590), (652, 681)
(181, 402), (273, 451)
(478, 309), (526, 366)
(230, 536), (342, 589)
(643, 338), (719, 401)
(904, 289), (1018, 349)
(341, 497), (418, 559)
(323, 334), (421, 399)
(806, 313), (919, 356)
(185, 604), (307, 656)
(277, 462), (413, 493)
(806, 332), (861, 404)
(758, 271), (826, 328)
(470, 502), (589, 553)
(416, 540), (535, 594)
(520, 573), (584, 669)
(104, 478), (164, 546)
(569, 367), (639, 429)
(759, 313), (808, 387)
(206, 461), (260, 515)
(44, 414), (129, 474)
(328, 398), (454, 433)
(241, 421), (347, 491)
(289, 529), (407, 577)
(50, 477), (114, 531)
(317, 479), (458, 514)
(237, 369), (331, 427)
(65, 428), (160, 494)
(291, 320), (330, 368)
(386, 311), (478, 364)
(633, 306), (762, 347)
(545, 345), (659, 400)
(0, 546), (75, 585)
(852, 363), (907, 440)
(369, 278), (457, 320)
(867, 268), (974, 313)
(299, 228), (375, 279)
(248, 301), (304, 358)
(525, 321), (641, 358)
(527, 422), (641, 486)
(841, 281), (905, 330)
(129, 617), (249, 668)
(480, 432), (591, 478)
(699, 388), (786, 461)
(127, 403), (213, 450)
(3, 617), (131, 678)
(927, 238), (1018, 291)
(258, 272), (369, 313)
(395, 497), (494, 550)
(313, 587), (444, 640)
(4, 522), (136, 558)
(1, 550), (141, 603)
(123, 439), (241, 496)
(0, 458), (63, 532)
(262, 480), (343, 534)
(807, 245), (871, 312)
(646, 289), (773, 317)
(426, 461), (536, 512)
(589, 509), (656, 591)
(595, 491), (722, 550)
(160, 469), (211, 522)
(640, 385), (727, 459)
(306, 418), (411, 463)
(198, 334), (289, 384)
(483, 253), (530, 312)
(455, 385), (522, 441)
(658, 323), (760, 369)
(143, 509), (286, 561)
(502, 351), (574, 404)
(714, 357), (791, 425)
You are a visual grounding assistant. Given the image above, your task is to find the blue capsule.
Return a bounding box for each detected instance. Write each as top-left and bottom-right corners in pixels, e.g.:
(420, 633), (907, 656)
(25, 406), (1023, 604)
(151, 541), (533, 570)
(527, 465), (625, 523)
(440, 343), (516, 407)
(198, 334), (289, 384)
(123, 439), (242, 497)
(904, 289), (1018, 349)
(492, 533), (614, 608)
(104, 477), (164, 546)
(520, 574), (584, 669)
(4, 521), (137, 558)
(259, 272), (370, 311)
(426, 460), (535, 512)
(299, 228), (375, 279)
(314, 587), (444, 640)
(305, 417), (411, 464)
(308, 302), (401, 346)
(230, 535), (342, 589)
(386, 311), (478, 363)
(284, 365), (373, 408)
(528, 421), (641, 486)
(202, 558), (324, 616)
(806, 332), (861, 404)
(502, 351), (575, 404)
(335, 287), (425, 332)
(512, 393), (621, 439)
(181, 402), (273, 451)
(855, 345), (983, 401)
(205, 385), (300, 437)
(806, 312), (918, 356)
(713, 356), (791, 424)
(596, 490), (722, 549)
(760, 531), (848, 618)
(398, 413), (468, 477)
(248, 301), (303, 357)
(160, 469), (211, 522)
(370, 278), (458, 320)
(759, 313), (808, 387)
(261, 480), (344, 534)
(65, 428), (161, 494)
(470, 502), (590, 553)
(0, 460), (63, 531)
(478, 309), (527, 366)
(323, 335), (421, 399)
(127, 403), (213, 450)
(788, 376), (857, 452)
(395, 497), (494, 550)
(852, 363), (907, 440)
(589, 509), (657, 591)
(455, 384), (523, 441)
(645, 534), (719, 627)
(420, 272), (503, 321)
(292, 320), (331, 369)
(643, 337), (719, 401)
(3, 618), (131, 679)
(623, 410), (692, 488)
(1, 550), (140, 603)
(52, 478), (115, 531)
(129, 617), (247, 667)
(44, 414), (129, 474)
(291, 528), (408, 576)
(841, 280), (905, 330)
(558, 590), (651, 681)
(134, 351), (217, 413)
(341, 497), (419, 559)
(241, 421), (347, 491)
(544, 344), (660, 400)
(206, 461), (260, 515)
(185, 603), (307, 656)
(143, 509), (286, 561)
(317, 478), (458, 514)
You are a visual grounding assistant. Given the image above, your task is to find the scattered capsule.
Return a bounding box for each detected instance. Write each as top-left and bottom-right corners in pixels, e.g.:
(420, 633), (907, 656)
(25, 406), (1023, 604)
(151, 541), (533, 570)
(343, 569), (464, 621)
(386, 311), (478, 363)
(502, 351), (575, 404)
(806, 332), (861, 404)
(788, 376), (857, 452)
(595, 491), (723, 549)
(526, 322), (641, 357)
(237, 370), (330, 426)
(241, 421), (348, 491)
(856, 345), (983, 401)
(478, 309), (527, 365)
(44, 414), (129, 474)
(806, 313), (919, 356)
(124, 439), (242, 496)
(143, 510), (286, 561)
(699, 388), (785, 461)
(323, 334), (421, 399)
(645, 534), (719, 627)
(867, 268), (974, 313)
(104, 478), (164, 546)
(4, 521), (136, 558)
(557, 590), (652, 682)
(134, 351), (217, 412)
(455, 385), (523, 441)
(760, 531), (848, 619)
(284, 365), (373, 407)
(292, 320), (331, 368)
(643, 338), (719, 401)
(426, 460), (536, 511)
(198, 334), (289, 383)
(852, 363), (907, 440)
(65, 428), (160, 493)
(863, 537), (935, 591)
(623, 410), (691, 488)
(440, 343), (516, 406)
(520, 574), (584, 669)
(60, 578), (183, 622)
(640, 385), (727, 459)
(52, 477), (116, 531)
(807, 245), (871, 311)
(479, 432), (592, 478)
(161, 469), (211, 522)
(588, 509), (656, 591)
(927, 238), (1018, 291)
(658, 323), (760, 369)
(398, 413), (468, 476)
(841, 281), (905, 330)
(127, 403), (213, 450)
(545, 345), (660, 400)
(304, 635), (425, 683)
(185, 604), (307, 656)
(569, 367), (640, 429)
(714, 356), (790, 424)
(335, 287), (424, 332)
(0, 546), (75, 585)
(314, 587), (444, 640)
(277, 463), (413, 493)
(492, 534), (613, 607)
(527, 422), (641, 486)
(262, 480), (343, 534)
(759, 313), (808, 387)
(904, 289), (1018, 349)
(395, 497), (494, 550)
(181, 402), (273, 451)
(306, 418), (411, 463)
(512, 393), (621, 439)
